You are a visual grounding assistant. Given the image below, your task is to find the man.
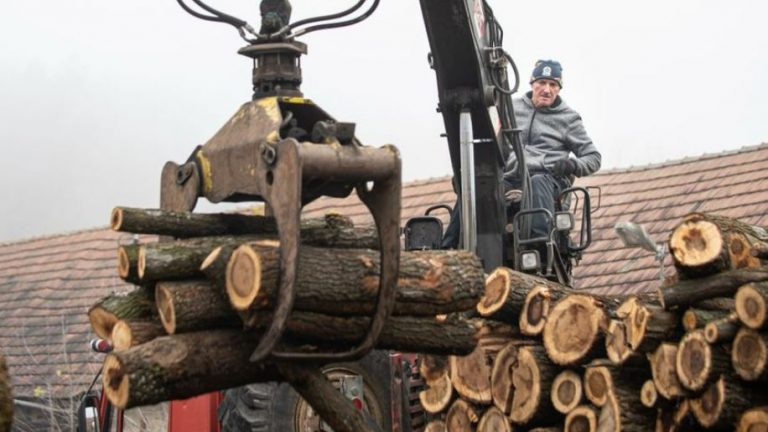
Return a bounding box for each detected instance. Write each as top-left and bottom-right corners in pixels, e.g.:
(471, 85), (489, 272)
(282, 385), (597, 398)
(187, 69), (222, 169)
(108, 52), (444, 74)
(504, 59), (601, 243)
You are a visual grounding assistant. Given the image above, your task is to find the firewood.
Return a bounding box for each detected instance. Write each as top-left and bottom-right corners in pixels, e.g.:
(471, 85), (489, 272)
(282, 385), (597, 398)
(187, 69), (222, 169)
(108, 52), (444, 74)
(565, 405), (599, 432)
(668, 212), (766, 278)
(102, 330), (282, 409)
(676, 330), (730, 392)
(419, 355), (449, 384)
(693, 297), (735, 311)
(731, 327), (768, 381)
(737, 406), (768, 432)
(622, 296), (679, 353)
(507, 345), (559, 426)
(226, 242), (484, 316)
(418, 371), (452, 414)
(520, 285), (568, 336)
(597, 391), (655, 432)
(477, 406), (512, 432)
(110, 320), (165, 350)
(735, 282), (768, 329)
(117, 244), (141, 284)
(445, 399), (479, 432)
(703, 313), (739, 344)
(88, 287), (156, 339)
(640, 379), (675, 411)
(543, 294), (608, 366)
(491, 342), (519, 415)
(647, 343), (690, 400)
(155, 280), (240, 334)
(551, 370), (583, 415)
(583, 363), (648, 409)
(451, 344), (493, 405)
(657, 267), (768, 309)
(682, 308), (730, 331)
(605, 320), (634, 365)
(477, 267), (565, 323)
(423, 420), (447, 432)
(0, 354), (12, 432)
(690, 374), (768, 430)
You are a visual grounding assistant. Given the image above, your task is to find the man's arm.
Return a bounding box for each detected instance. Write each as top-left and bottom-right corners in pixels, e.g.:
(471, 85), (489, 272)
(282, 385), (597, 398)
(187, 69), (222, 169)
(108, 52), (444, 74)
(566, 120), (601, 177)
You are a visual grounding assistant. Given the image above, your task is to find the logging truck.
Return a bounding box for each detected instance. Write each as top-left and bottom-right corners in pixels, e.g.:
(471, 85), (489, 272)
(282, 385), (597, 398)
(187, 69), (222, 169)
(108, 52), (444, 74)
(81, 0), (595, 431)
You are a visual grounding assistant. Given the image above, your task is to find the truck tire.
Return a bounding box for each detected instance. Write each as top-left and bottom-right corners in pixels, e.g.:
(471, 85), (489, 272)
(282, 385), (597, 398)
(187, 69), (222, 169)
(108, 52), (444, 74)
(218, 351), (393, 432)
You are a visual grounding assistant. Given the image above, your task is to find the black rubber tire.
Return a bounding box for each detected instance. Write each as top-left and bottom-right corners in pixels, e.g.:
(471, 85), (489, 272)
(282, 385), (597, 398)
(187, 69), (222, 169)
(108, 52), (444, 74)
(218, 351), (393, 432)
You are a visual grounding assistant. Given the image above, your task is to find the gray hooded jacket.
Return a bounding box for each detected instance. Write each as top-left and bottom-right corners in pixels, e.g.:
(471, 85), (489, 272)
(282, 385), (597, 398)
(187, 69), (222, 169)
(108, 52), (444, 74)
(504, 92), (601, 182)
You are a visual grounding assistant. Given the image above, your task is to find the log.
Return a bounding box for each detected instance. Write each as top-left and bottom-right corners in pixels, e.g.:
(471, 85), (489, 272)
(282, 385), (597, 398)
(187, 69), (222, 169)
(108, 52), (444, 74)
(737, 407), (768, 432)
(731, 327), (768, 381)
(583, 364), (649, 409)
(735, 282), (768, 329)
(450, 343), (493, 405)
(597, 391), (655, 432)
(102, 330), (281, 409)
(520, 285), (569, 336)
(0, 353), (12, 432)
(445, 399), (479, 432)
(419, 355), (449, 384)
(423, 420), (447, 432)
(753, 243), (768, 260)
(641, 380), (660, 409)
(88, 287), (156, 339)
(477, 406), (512, 432)
(276, 362), (380, 432)
(418, 371), (452, 415)
(676, 330), (731, 392)
(693, 297), (735, 311)
(112, 207), (379, 248)
(543, 294), (607, 366)
(565, 405), (599, 432)
(110, 320), (165, 351)
(622, 297), (680, 353)
(657, 267), (768, 309)
(690, 374), (768, 430)
(647, 343), (689, 400)
(155, 280), (240, 334)
(551, 369), (583, 415)
(703, 313), (739, 344)
(227, 243), (484, 316)
(682, 308), (730, 332)
(491, 342), (519, 415)
(477, 267), (565, 323)
(117, 244), (141, 284)
(605, 320), (634, 365)
(668, 212), (766, 278)
(507, 345), (559, 425)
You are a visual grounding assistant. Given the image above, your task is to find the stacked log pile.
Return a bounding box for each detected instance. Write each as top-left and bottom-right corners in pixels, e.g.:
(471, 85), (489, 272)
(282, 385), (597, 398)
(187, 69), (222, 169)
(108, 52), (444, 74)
(420, 212), (768, 431)
(91, 207), (487, 430)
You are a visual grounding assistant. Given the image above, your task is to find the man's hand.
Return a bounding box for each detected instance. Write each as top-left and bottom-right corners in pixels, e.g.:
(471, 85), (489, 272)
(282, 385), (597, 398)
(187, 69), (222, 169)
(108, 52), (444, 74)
(552, 159), (577, 177)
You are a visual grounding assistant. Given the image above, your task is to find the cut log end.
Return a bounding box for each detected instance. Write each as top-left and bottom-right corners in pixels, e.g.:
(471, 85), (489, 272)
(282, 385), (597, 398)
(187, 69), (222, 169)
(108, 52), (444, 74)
(669, 219), (722, 267)
(606, 320), (634, 365)
(675, 331), (713, 391)
(477, 406), (511, 432)
(565, 405), (598, 432)
(419, 355), (449, 383)
(226, 245), (262, 310)
(477, 268), (510, 316)
(641, 380), (658, 408)
(200, 246), (222, 272)
(137, 246), (147, 280)
(648, 343), (685, 400)
(736, 283), (768, 329)
(737, 407), (768, 432)
(584, 366), (610, 407)
(155, 286), (176, 335)
(88, 307), (118, 340)
(690, 376), (725, 428)
(102, 355), (129, 409)
(543, 294), (604, 366)
(732, 328), (768, 381)
(509, 346), (545, 423)
(552, 370), (583, 414)
(520, 286), (551, 336)
(117, 247), (131, 279)
(110, 207), (124, 231)
(445, 399), (478, 432)
(418, 373), (452, 415)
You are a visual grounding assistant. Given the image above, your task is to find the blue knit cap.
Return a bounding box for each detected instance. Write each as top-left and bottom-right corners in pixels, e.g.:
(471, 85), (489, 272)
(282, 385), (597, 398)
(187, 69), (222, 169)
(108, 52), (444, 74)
(530, 60), (563, 87)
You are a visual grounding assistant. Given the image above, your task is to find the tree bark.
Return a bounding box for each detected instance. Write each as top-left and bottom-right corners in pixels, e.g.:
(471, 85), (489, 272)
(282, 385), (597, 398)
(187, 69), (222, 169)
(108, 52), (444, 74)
(565, 405), (598, 432)
(88, 287), (156, 339)
(597, 392), (655, 432)
(682, 308), (730, 332)
(657, 267), (768, 309)
(418, 371), (453, 415)
(675, 330), (730, 392)
(693, 297), (735, 311)
(668, 212), (767, 278)
(0, 353), (12, 432)
(477, 267), (566, 323)
(110, 320), (165, 350)
(226, 243), (484, 316)
(583, 364), (649, 409)
(731, 327), (768, 381)
(703, 313), (739, 344)
(445, 399), (479, 432)
(690, 374), (768, 430)
(735, 282), (768, 330)
(737, 407), (768, 432)
(477, 406), (512, 432)
(543, 294), (608, 366)
(277, 362), (381, 432)
(551, 369), (583, 415)
(117, 244), (141, 284)
(647, 343), (690, 400)
(102, 330), (281, 409)
(155, 280), (241, 334)
(520, 285), (569, 336)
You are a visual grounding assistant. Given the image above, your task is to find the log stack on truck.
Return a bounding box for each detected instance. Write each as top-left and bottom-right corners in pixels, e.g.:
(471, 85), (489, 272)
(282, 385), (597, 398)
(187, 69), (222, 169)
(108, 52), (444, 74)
(414, 212), (768, 431)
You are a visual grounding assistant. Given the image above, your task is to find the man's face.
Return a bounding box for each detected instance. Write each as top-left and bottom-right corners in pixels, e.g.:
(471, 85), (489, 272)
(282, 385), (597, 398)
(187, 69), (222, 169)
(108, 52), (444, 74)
(531, 79), (561, 108)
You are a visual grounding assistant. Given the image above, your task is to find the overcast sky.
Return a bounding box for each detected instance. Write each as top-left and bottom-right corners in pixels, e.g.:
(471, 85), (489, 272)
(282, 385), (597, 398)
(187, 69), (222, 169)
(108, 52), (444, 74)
(1, 0), (766, 243)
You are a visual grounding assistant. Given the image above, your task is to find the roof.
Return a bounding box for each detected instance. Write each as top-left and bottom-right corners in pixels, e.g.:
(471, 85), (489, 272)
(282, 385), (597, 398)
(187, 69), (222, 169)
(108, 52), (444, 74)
(1, 143), (768, 397)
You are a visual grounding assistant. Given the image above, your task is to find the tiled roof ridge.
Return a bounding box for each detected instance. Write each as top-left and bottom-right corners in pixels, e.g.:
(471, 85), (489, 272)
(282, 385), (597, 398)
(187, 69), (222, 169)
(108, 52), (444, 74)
(594, 142), (768, 175)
